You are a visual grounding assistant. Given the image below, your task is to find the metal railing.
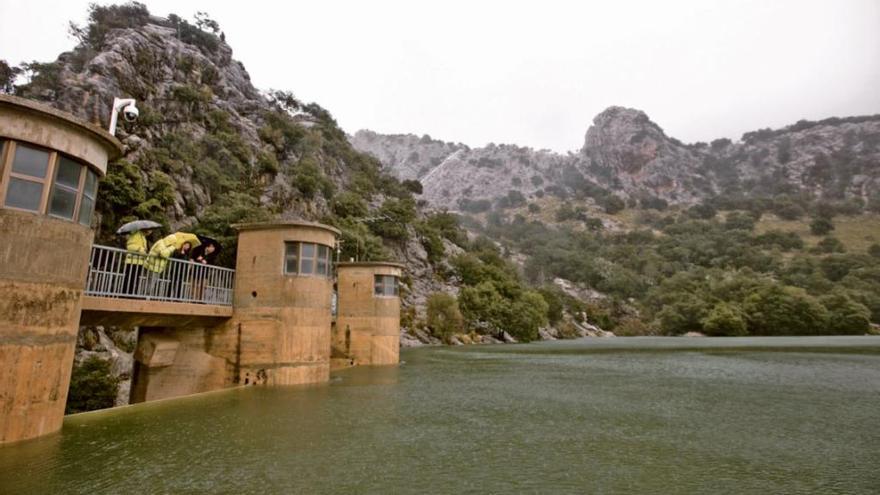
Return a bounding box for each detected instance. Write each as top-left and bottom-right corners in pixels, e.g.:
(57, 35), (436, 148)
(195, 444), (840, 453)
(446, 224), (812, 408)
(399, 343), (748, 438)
(84, 244), (235, 305)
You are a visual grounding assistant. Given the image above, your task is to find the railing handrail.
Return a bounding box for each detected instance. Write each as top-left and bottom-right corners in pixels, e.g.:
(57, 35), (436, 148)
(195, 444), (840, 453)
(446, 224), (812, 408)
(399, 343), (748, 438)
(84, 244), (235, 306)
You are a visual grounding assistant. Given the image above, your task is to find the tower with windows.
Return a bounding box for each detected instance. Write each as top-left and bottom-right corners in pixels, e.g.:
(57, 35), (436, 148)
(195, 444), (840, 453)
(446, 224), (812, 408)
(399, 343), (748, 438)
(334, 262), (404, 366)
(223, 221), (340, 385)
(0, 95), (121, 444)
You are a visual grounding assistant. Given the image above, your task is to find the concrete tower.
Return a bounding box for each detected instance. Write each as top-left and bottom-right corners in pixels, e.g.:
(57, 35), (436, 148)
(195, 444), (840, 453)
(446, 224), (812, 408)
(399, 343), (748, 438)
(223, 221), (341, 385)
(0, 95), (121, 444)
(334, 262), (404, 366)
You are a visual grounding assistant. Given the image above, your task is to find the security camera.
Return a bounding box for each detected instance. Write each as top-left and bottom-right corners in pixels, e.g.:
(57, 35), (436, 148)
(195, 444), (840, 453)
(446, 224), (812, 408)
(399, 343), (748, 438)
(122, 103), (139, 122)
(108, 97), (139, 135)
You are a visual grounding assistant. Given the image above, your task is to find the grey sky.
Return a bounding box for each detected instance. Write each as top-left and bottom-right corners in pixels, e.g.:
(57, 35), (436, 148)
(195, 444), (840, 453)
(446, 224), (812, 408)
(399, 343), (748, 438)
(2, 0), (879, 152)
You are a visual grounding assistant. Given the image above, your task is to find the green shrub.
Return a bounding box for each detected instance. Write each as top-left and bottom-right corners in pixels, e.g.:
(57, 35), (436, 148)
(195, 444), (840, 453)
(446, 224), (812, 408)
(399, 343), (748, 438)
(602, 195), (626, 214)
(415, 222), (445, 264)
(402, 179), (423, 195)
(331, 217), (388, 262)
(426, 293), (464, 342)
(537, 286), (564, 325)
(370, 198), (417, 241)
(331, 192), (368, 218)
(195, 192), (271, 267)
(813, 237), (846, 254)
(425, 211), (467, 246)
(810, 216), (834, 236)
(701, 302), (748, 336)
(613, 317), (653, 336)
(65, 357), (118, 414)
(820, 291), (871, 335)
(292, 157), (334, 199)
(743, 285), (829, 335)
(657, 299), (710, 335)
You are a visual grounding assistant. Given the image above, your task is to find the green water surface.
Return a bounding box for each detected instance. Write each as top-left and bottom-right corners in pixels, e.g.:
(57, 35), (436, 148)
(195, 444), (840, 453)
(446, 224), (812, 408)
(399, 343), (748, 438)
(1, 336), (879, 494)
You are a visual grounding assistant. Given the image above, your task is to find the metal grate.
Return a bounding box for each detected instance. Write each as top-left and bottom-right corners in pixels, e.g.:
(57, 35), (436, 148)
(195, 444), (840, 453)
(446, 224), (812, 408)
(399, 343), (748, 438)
(84, 244), (235, 305)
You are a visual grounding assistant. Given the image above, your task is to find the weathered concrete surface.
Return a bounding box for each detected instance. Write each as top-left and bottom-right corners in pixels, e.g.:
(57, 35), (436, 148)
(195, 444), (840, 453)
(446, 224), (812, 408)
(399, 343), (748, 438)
(0, 95), (121, 175)
(334, 262), (403, 366)
(129, 327), (227, 403)
(0, 209), (93, 444)
(79, 296), (232, 327)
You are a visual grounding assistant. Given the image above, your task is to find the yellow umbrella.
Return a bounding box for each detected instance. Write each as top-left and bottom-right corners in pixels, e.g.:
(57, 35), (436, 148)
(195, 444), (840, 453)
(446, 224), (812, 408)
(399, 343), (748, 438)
(168, 232), (201, 250)
(145, 232), (202, 273)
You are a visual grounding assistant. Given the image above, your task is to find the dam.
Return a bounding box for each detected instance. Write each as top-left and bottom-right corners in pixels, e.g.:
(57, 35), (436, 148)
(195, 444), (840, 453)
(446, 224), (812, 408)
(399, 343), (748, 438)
(0, 95), (403, 445)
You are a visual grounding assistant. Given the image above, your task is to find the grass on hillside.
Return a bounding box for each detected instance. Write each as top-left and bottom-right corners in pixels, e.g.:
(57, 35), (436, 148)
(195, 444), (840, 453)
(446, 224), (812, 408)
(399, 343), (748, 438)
(755, 213), (880, 253)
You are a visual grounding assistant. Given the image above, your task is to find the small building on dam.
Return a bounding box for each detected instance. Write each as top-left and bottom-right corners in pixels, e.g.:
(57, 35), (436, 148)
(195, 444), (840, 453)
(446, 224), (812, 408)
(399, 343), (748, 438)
(0, 95), (404, 445)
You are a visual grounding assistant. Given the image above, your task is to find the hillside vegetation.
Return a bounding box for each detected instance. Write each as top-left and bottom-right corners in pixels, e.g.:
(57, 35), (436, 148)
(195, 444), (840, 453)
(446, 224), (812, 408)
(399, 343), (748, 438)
(3, 2), (877, 341)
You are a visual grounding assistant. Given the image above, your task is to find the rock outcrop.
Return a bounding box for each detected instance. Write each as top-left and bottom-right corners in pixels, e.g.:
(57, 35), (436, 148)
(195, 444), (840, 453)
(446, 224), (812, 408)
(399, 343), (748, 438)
(352, 107), (880, 210)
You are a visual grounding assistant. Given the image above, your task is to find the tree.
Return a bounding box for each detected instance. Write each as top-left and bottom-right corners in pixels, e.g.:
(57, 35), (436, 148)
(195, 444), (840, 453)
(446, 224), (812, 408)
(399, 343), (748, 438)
(194, 11), (221, 34)
(688, 203), (717, 220)
(402, 179), (423, 195)
(602, 195), (626, 214)
(556, 203), (577, 222)
(820, 292), (871, 335)
(65, 357), (119, 414)
(458, 281), (509, 331)
(0, 59), (20, 93)
(701, 302), (748, 336)
(331, 191), (368, 218)
(810, 216), (834, 236)
(814, 236), (846, 254)
(657, 299), (710, 335)
(723, 211), (755, 231)
(537, 286), (565, 325)
(426, 293), (464, 342)
(506, 291), (549, 342)
(743, 285), (829, 335)
(370, 198), (417, 241)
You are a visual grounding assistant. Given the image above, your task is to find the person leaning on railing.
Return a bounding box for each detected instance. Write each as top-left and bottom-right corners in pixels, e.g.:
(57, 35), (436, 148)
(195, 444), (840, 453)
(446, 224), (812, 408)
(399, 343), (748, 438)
(144, 232), (200, 298)
(189, 236), (220, 303)
(123, 230), (148, 295)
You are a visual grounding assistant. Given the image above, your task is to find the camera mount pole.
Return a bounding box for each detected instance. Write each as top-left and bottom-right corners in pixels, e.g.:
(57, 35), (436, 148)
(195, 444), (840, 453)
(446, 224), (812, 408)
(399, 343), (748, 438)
(108, 97), (137, 136)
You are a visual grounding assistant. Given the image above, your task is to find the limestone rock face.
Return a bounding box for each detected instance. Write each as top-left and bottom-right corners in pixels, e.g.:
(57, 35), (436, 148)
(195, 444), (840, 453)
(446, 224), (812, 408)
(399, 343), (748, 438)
(579, 106), (704, 203)
(349, 130), (467, 182)
(352, 107), (880, 210)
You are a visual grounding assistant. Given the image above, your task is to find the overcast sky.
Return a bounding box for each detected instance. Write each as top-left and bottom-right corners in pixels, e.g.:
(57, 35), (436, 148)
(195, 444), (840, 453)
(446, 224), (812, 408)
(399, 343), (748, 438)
(2, 0), (879, 151)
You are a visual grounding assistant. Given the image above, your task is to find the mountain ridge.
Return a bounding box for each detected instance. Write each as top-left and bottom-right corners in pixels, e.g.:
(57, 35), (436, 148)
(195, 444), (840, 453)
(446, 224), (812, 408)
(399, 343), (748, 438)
(351, 106), (880, 213)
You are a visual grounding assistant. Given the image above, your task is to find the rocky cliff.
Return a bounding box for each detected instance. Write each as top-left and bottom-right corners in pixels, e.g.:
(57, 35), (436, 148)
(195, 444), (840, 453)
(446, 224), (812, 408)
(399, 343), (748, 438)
(353, 107), (880, 212)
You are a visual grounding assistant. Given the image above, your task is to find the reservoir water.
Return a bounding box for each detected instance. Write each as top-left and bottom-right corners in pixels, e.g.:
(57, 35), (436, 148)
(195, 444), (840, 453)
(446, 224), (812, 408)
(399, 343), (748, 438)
(1, 336), (878, 494)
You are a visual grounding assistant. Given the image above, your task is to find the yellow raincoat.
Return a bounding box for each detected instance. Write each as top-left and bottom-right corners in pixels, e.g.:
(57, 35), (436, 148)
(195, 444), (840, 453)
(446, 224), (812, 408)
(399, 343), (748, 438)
(124, 231), (148, 265)
(145, 232), (200, 273)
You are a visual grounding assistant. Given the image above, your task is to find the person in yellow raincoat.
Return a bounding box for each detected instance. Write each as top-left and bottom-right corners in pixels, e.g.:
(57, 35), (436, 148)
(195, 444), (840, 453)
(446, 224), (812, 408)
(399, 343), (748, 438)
(145, 232), (200, 299)
(145, 232), (201, 273)
(123, 230), (148, 295)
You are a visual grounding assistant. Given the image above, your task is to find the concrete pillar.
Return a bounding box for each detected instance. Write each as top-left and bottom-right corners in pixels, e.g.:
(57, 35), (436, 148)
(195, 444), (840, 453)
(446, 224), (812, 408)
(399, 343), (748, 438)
(0, 95), (121, 444)
(334, 262), (404, 366)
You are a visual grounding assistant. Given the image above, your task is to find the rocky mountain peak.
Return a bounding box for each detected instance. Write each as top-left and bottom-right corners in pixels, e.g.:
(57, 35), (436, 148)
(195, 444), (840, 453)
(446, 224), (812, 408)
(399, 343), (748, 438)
(582, 106), (678, 174)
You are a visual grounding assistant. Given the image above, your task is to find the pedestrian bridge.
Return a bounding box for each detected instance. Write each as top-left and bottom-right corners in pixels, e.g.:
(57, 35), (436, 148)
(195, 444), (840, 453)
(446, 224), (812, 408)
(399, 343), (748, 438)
(79, 244), (235, 327)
